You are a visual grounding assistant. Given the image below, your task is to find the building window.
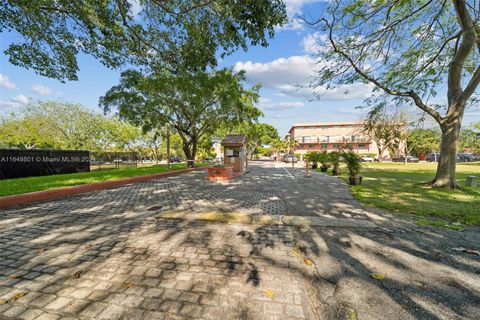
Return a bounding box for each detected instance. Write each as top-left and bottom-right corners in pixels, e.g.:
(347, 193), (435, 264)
(321, 144), (327, 149)
(309, 144), (315, 148)
(358, 144), (367, 149)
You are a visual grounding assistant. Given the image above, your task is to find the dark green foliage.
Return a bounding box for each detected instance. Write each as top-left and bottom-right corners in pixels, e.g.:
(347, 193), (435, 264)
(305, 151), (322, 169)
(342, 151), (362, 177)
(328, 151), (341, 170)
(99, 68), (261, 164)
(1, 0), (287, 81)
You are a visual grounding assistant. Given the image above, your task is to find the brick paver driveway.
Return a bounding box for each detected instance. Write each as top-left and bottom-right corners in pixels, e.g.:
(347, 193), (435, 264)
(1, 161), (479, 319)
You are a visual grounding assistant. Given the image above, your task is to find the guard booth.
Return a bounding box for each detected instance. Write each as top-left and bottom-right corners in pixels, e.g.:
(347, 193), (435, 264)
(221, 134), (248, 174)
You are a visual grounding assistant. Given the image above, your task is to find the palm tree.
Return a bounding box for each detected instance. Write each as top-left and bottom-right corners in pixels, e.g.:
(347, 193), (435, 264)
(285, 138), (299, 154)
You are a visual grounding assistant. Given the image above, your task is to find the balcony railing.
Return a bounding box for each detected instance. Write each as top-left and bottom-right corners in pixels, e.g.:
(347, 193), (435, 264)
(297, 136), (370, 143)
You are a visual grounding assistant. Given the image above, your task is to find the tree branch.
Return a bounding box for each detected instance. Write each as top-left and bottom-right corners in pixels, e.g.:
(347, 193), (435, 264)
(460, 66), (480, 102)
(448, 0), (477, 103)
(322, 18), (443, 124)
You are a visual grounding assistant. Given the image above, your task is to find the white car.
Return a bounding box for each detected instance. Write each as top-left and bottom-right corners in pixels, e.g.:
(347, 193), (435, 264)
(361, 155), (374, 162)
(259, 156), (271, 161)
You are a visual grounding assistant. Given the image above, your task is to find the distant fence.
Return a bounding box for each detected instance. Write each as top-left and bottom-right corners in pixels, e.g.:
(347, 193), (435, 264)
(89, 152), (139, 171)
(0, 149), (90, 180)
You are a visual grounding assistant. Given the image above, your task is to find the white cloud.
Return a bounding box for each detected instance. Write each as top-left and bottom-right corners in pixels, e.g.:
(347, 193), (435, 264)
(278, 0), (324, 31)
(0, 74), (16, 90)
(278, 83), (375, 101)
(12, 95), (29, 105)
(261, 100), (304, 111)
(234, 55), (374, 101)
(31, 84), (53, 96)
(0, 94), (30, 108)
(268, 113), (290, 119)
(302, 32), (328, 54)
(234, 55), (318, 88)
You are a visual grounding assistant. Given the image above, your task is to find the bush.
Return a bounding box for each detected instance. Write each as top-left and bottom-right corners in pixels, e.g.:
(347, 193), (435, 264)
(329, 151), (341, 170)
(305, 151), (320, 168)
(329, 151), (342, 175)
(319, 151), (331, 170)
(342, 151), (362, 177)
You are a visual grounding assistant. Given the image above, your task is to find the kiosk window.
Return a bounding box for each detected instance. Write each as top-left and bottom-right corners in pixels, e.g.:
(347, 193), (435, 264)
(226, 148), (241, 157)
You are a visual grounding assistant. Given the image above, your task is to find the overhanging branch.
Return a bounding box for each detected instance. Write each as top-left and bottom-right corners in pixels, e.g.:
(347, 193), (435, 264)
(322, 18), (443, 124)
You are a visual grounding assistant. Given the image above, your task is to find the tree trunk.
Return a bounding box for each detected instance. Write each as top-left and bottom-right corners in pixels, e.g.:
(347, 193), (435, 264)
(377, 145), (384, 162)
(181, 139), (197, 168)
(430, 119), (461, 188)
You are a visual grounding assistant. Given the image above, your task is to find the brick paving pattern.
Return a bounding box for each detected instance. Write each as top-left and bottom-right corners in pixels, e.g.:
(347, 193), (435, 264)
(0, 164), (318, 319)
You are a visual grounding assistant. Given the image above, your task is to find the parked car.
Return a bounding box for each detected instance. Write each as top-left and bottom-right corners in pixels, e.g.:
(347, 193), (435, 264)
(283, 155), (298, 163)
(392, 155), (419, 163)
(361, 155), (374, 162)
(170, 157), (181, 163)
(426, 153), (440, 162)
(427, 153), (476, 163)
(89, 158), (104, 164)
(458, 153), (478, 162)
(259, 156), (271, 161)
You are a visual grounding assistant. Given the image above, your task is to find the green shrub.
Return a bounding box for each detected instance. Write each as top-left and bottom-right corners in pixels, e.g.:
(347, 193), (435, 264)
(305, 151), (320, 168)
(319, 151), (331, 170)
(329, 151), (341, 171)
(342, 151), (362, 177)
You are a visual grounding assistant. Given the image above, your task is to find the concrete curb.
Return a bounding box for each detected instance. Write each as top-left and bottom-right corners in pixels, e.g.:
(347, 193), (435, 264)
(0, 166), (210, 209)
(155, 210), (377, 228)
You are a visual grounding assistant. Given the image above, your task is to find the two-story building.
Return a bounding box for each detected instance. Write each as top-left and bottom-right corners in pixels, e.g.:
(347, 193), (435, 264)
(288, 121), (380, 156)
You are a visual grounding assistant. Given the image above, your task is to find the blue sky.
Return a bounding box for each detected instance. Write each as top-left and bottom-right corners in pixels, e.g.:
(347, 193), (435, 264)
(1, 0), (479, 135)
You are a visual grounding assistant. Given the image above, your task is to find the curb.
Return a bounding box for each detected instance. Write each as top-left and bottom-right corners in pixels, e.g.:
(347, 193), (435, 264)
(0, 166), (210, 209)
(155, 210), (377, 228)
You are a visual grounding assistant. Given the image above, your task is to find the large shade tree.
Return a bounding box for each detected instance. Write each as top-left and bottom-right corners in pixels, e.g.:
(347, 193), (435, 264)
(307, 0), (480, 188)
(0, 0), (286, 81)
(0, 101), (146, 151)
(100, 69), (261, 167)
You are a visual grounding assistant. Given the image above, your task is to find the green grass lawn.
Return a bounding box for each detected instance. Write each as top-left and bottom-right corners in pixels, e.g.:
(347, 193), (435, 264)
(0, 163), (207, 197)
(326, 162), (480, 226)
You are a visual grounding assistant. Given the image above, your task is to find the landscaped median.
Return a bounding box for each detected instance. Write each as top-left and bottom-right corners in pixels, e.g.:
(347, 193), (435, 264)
(0, 163), (209, 208)
(319, 162), (480, 227)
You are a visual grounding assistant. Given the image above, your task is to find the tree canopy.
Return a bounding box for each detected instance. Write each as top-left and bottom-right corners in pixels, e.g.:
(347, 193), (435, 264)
(459, 122), (480, 153)
(407, 128), (441, 156)
(100, 68), (261, 165)
(0, 101), (146, 152)
(363, 112), (404, 161)
(1, 0), (287, 81)
(306, 0), (480, 187)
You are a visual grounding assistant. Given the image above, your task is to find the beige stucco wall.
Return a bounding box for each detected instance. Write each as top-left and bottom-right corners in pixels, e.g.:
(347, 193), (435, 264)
(288, 123), (402, 158)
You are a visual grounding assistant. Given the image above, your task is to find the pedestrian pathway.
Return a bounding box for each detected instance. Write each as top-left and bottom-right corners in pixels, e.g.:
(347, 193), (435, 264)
(1, 162), (477, 319)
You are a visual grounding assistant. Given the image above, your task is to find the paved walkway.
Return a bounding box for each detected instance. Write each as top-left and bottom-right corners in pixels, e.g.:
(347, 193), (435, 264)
(1, 162), (479, 319)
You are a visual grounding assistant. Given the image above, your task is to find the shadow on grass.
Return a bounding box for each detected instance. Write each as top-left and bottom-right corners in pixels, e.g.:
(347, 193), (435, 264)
(0, 163), (479, 319)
